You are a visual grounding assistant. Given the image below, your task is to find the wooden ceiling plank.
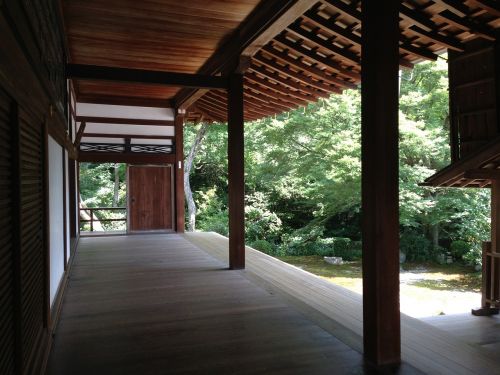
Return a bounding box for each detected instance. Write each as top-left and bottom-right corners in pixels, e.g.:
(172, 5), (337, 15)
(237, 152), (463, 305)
(76, 116), (175, 126)
(176, 0), (314, 109)
(250, 64), (332, 97)
(262, 44), (357, 88)
(67, 63), (228, 89)
(274, 33), (360, 80)
(438, 9), (496, 41)
(409, 24), (465, 51)
(254, 53), (339, 92)
(287, 21), (361, 65)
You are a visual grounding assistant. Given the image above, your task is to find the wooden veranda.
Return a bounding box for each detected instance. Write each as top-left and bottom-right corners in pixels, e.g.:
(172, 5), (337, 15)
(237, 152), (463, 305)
(0, 0), (499, 373)
(47, 234), (500, 375)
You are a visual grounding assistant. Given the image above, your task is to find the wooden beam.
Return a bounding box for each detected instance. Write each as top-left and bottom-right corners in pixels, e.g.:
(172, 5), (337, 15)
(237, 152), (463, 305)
(228, 73), (245, 270)
(262, 45), (357, 88)
(287, 21), (361, 65)
(174, 110), (185, 233)
(468, 0), (500, 17)
(66, 64), (228, 89)
(399, 40), (439, 61)
(250, 64), (333, 96)
(175, 0), (308, 109)
(241, 1), (317, 57)
(304, 9), (362, 46)
(78, 152), (175, 164)
(464, 169), (500, 180)
(74, 122), (86, 149)
(246, 72), (322, 102)
(409, 25), (464, 52)
(76, 116), (175, 126)
(253, 53), (340, 92)
(361, 0), (401, 367)
(274, 33), (361, 80)
(438, 10), (496, 41)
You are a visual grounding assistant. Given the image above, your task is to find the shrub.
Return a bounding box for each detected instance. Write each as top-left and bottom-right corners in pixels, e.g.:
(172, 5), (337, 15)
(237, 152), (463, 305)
(250, 239), (276, 255)
(449, 240), (470, 260)
(463, 245), (482, 267)
(400, 232), (433, 262)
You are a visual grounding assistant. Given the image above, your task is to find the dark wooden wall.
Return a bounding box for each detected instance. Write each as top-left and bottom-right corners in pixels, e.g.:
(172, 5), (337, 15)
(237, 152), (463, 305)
(449, 37), (499, 160)
(0, 0), (70, 373)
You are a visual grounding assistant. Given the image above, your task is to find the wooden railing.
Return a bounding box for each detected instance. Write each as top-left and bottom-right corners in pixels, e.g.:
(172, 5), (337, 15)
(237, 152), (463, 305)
(79, 207), (127, 232)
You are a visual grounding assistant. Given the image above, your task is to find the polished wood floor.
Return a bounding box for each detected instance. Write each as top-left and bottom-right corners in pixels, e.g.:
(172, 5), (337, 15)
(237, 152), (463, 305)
(185, 232), (500, 375)
(422, 313), (500, 356)
(48, 234), (377, 375)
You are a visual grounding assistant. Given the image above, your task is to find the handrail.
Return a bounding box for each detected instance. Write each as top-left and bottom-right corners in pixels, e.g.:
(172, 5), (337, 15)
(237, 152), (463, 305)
(79, 207), (127, 232)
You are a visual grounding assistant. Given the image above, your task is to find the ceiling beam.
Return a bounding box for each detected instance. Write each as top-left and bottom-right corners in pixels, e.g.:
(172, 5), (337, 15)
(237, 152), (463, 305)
(175, 0), (315, 109)
(67, 64), (228, 89)
(76, 116), (175, 126)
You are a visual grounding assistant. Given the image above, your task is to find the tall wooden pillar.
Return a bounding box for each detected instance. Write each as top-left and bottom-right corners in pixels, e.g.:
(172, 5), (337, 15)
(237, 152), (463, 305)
(175, 110), (185, 233)
(490, 181), (500, 304)
(361, 0), (401, 366)
(228, 73), (245, 269)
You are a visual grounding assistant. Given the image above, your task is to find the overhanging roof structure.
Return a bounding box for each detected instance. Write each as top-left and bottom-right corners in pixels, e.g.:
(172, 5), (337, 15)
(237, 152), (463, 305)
(62, 0), (500, 123)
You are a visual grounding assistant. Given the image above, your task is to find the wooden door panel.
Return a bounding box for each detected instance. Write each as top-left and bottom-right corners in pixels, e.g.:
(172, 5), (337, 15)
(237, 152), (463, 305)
(129, 166), (172, 231)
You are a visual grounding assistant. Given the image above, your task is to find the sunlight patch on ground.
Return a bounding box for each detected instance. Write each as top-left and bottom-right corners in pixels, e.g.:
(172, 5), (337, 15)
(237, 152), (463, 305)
(278, 255), (481, 318)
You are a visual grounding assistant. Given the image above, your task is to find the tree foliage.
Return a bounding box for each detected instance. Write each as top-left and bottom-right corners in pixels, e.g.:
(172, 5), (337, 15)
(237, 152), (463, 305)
(186, 59), (490, 265)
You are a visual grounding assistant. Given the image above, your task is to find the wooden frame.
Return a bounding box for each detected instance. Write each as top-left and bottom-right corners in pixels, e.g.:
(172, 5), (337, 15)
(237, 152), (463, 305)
(67, 64), (228, 90)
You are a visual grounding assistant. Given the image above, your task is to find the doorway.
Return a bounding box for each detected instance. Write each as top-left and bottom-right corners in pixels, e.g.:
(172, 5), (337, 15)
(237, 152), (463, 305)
(128, 165), (173, 232)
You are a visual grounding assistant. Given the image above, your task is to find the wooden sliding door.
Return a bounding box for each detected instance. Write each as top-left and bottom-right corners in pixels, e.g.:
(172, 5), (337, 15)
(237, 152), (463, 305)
(128, 165), (173, 232)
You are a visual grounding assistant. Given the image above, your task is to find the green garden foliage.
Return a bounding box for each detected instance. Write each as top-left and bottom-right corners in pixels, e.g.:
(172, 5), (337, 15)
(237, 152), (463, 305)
(185, 59), (490, 264)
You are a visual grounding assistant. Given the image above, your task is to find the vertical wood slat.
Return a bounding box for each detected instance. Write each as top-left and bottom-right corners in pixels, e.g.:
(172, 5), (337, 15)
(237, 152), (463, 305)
(361, 0), (401, 367)
(18, 108), (47, 374)
(174, 111), (185, 232)
(227, 73), (245, 270)
(0, 87), (16, 375)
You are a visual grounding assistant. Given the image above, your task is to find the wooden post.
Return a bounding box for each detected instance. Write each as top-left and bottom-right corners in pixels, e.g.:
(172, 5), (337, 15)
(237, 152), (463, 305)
(361, 0), (401, 367)
(174, 110), (185, 232)
(491, 181), (500, 303)
(228, 73), (245, 269)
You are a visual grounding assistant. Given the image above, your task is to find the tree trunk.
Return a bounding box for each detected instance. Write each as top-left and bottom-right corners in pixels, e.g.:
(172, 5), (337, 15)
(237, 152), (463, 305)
(431, 223), (439, 250)
(184, 123), (209, 231)
(112, 163), (120, 207)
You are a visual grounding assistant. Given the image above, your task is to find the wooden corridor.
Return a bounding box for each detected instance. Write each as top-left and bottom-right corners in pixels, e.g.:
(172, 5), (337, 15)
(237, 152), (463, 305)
(47, 234), (372, 375)
(46, 233), (499, 374)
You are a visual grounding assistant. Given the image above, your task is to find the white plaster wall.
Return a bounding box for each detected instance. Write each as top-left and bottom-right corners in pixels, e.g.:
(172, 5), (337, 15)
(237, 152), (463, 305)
(65, 151), (70, 263)
(48, 136), (65, 306)
(77, 103), (175, 120)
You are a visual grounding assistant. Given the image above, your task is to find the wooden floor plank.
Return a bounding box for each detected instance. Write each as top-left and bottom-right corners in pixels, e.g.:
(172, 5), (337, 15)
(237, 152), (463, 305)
(185, 232), (500, 375)
(48, 234), (377, 375)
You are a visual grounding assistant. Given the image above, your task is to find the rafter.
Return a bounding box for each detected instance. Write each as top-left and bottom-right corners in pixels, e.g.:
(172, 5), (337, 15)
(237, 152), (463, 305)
(262, 44), (357, 88)
(254, 53), (341, 92)
(274, 33), (360, 80)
